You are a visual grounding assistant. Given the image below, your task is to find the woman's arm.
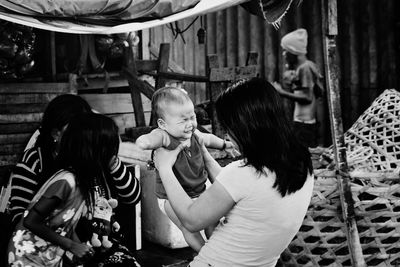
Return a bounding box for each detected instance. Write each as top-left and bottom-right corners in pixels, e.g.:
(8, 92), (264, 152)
(23, 197), (94, 258)
(135, 128), (170, 150)
(9, 148), (41, 224)
(199, 142), (222, 183)
(109, 156), (141, 205)
(154, 146), (235, 232)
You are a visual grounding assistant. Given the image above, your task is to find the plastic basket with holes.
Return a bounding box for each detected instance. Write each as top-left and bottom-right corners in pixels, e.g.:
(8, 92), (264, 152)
(323, 89), (400, 172)
(278, 170), (400, 267)
(278, 90), (400, 266)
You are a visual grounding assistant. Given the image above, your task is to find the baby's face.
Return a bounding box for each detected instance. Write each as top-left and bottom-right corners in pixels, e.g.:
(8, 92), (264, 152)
(161, 101), (197, 141)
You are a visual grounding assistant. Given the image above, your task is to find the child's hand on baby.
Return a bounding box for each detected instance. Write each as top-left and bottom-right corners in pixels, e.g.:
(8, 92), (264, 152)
(69, 241), (94, 259)
(108, 155), (119, 170)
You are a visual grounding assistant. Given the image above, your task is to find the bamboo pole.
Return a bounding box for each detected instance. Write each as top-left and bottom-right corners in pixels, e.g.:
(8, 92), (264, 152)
(321, 0), (366, 266)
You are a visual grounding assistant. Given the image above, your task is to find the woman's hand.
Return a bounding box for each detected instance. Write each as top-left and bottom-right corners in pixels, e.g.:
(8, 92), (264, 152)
(224, 141), (241, 158)
(69, 241), (94, 259)
(153, 144), (186, 171)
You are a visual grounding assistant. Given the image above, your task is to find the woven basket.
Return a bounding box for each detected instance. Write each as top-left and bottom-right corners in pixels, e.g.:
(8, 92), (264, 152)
(279, 170), (400, 266)
(324, 89), (400, 171)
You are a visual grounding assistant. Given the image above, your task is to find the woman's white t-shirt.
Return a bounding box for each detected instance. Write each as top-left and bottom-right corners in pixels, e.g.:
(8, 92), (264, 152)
(190, 160), (314, 267)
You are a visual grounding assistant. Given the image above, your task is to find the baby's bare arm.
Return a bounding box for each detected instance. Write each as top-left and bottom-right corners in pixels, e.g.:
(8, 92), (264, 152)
(194, 130), (224, 149)
(136, 128), (170, 149)
(194, 130), (235, 150)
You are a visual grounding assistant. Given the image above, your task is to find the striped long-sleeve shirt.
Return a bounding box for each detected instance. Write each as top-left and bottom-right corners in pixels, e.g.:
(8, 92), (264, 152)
(8, 147), (141, 225)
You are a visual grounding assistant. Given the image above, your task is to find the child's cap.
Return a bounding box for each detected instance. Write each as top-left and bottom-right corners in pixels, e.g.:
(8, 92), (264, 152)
(281, 28), (308, 55)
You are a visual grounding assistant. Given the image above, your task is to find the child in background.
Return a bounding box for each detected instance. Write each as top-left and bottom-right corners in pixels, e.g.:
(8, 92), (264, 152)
(7, 113), (121, 267)
(136, 87), (235, 252)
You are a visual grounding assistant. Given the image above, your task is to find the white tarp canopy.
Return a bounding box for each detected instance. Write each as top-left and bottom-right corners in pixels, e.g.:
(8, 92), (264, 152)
(0, 0), (248, 34)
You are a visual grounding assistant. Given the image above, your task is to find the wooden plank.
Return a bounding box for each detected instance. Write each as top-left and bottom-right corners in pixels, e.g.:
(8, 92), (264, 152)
(80, 93), (151, 115)
(249, 14), (262, 76)
(0, 123), (39, 134)
(136, 60), (158, 72)
(150, 43), (170, 126)
(209, 65), (258, 82)
(155, 43), (170, 90)
(122, 70), (155, 100)
(0, 94), (60, 105)
(207, 55), (225, 138)
(216, 10), (227, 66)
(148, 71), (208, 83)
(0, 83), (72, 94)
(130, 86), (146, 127)
(109, 113), (151, 135)
(206, 12), (216, 55)
(237, 7), (250, 67)
(0, 113), (43, 124)
(76, 78), (129, 91)
(149, 46), (184, 73)
(140, 29), (151, 60)
(194, 16), (206, 104)
(226, 7), (238, 67)
(0, 103), (46, 114)
(184, 17), (195, 100)
(0, 144), (25, 155)
(0, 133), (31, 145)
(0, 154), (20, 167)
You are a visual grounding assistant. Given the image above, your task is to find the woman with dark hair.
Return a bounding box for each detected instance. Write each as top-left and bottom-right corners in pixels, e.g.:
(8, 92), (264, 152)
(7, 113), (121, 266)
(153, 78), (314, 267)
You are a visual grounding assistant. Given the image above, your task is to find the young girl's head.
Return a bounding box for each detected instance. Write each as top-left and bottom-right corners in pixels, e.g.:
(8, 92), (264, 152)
(57, 113), (120, 200)
(152, 87), (197, 141)
(36, 94), (92, 177)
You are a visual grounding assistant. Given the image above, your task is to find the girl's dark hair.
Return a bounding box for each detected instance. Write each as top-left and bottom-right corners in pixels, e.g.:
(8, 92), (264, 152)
(56, 113), (119, 206)
(36, 94), (92, 178)
(215, 78), (312, 197)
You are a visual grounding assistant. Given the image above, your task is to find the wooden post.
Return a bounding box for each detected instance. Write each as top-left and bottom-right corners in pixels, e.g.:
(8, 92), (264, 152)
(207, 54), (224, 137)
(149, 43), (170, 125)
(124, 33), (146, 127)
(322, 0), (366, 266)
(154, 43), (170, 90)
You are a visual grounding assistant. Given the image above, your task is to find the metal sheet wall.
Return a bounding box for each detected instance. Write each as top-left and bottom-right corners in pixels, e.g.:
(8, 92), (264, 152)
(148, 0), (399, 145)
